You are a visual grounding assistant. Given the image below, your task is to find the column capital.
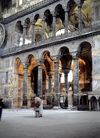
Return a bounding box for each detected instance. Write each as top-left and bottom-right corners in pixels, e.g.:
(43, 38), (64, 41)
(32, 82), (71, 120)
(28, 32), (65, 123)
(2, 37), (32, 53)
(63, 6), (70, 12)
(75, 0), (82, 8)
(41, 15), (46, 21)
(32, 19), (36, 25)
(71, 52), (80, 60)
(53, 56), (60, 63)
(36, 59), (43, 66)
(62, 66), (70, 74)
(23, 23), (27, 28)
(22, 62), (29, 69)
(51, 11), (57, 17)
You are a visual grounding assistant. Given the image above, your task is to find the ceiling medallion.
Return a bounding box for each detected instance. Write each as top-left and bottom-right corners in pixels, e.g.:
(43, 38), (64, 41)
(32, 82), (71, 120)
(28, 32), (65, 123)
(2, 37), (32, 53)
(0, 23), (5, 47)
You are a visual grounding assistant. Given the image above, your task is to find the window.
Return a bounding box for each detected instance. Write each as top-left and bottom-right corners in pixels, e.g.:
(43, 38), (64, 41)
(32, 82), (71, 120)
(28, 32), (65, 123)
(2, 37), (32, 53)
(95, 6), (99, 21)
(19, 0), (22, 5)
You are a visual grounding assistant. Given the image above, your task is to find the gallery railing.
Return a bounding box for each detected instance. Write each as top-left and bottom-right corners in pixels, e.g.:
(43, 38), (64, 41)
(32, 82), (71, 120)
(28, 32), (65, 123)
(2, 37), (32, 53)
(1, 23), (100, 57)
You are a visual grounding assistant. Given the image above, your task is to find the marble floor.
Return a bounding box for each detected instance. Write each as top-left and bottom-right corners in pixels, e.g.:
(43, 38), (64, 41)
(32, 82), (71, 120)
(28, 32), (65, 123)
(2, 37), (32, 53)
(0, 109), (100, 138)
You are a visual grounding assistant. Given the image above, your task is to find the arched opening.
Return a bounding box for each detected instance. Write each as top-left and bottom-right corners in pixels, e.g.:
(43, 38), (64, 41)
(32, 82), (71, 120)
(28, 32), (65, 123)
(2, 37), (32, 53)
(14, 58), (23, 108)
(44, 9), (53, 37)
(59, 47), (73, 108)
(90, 96), (97, 111)
(42, 51), (54, 108)
(27, 54), (38, 107)
(79, 42), (92, 92)
(68, 0), (91, 30)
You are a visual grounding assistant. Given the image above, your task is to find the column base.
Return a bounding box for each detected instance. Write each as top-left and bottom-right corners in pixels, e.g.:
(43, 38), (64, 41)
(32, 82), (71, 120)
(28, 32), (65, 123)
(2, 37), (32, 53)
(52, 106), (61, 110)
(67, 106), (78, 111)
(21, 106), (29, 109)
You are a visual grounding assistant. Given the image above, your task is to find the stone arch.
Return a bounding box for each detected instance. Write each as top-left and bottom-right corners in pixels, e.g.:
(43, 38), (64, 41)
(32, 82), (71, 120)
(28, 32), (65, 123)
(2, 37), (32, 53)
(27, 54), (38, 76)
(59, 46), (72, 68)
(42, 50), (53, 62)
(55, 4), (65, 25)
(24, 18), (31, 35)
(44, 9), (53, 26)
(54, 1), (65, 11)
(13, 57), (23, 108)
(33, 14), (43, 41)
(27, 54), (38, 103)
(14, 58), (22, 73)
(41, 51), (54, 72)
(90, 96), (97, 111)
(77, 41), (92, 92)
(34, 14), (40, 21)
(78, 41), (92, 53)
(15, 21), (23, 34)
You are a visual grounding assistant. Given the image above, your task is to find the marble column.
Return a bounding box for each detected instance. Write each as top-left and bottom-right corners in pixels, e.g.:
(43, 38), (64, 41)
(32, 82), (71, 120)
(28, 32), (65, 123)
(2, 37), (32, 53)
(89, 100), (91, 111)
(73, 56), (79, 106)
(23, 63), (28, 106)
(48, 73), (52, 93)
(91, 6), (94, 25)
(37, 61), (42, 97)
(42, 16), (46, 40)
(52, 12), (56, 38)
(77, 1), (82, 31)
(64, 6), (69, 36)
(62, 67), (70, 107)
(47, 72), (52, 104)
(54, 60), (59, 106)
(23, 23), (27, 45)
(97, 100), (99, 110)
(15, 33), (20, 46)
(32, 20), (36, 43)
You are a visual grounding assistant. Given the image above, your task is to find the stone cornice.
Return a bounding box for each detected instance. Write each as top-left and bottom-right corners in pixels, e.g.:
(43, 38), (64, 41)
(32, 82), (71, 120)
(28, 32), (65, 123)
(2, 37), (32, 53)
(1, 0), (60, 24)
(1, 29), (100, 58)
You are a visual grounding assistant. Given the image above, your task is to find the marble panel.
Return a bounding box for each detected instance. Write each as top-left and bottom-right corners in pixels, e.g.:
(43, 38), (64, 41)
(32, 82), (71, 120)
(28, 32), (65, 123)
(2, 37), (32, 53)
(93, 80), (100, 91)
(92, 56), (100, 75)
(92, 37), (100, 51)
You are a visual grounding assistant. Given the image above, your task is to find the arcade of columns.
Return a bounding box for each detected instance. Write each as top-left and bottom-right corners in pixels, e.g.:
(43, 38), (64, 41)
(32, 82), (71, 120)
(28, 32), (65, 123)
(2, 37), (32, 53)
(13, 1), (93, 109)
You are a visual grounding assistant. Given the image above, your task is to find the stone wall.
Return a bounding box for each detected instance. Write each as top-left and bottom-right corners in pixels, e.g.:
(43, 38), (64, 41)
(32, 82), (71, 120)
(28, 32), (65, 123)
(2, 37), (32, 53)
(92, 35), (100, 91)
(0, 57), (13, 95)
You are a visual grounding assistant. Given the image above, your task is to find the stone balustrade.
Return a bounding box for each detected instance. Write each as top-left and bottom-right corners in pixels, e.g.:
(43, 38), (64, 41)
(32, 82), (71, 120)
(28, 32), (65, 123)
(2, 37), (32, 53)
(1, 23), (100, 57)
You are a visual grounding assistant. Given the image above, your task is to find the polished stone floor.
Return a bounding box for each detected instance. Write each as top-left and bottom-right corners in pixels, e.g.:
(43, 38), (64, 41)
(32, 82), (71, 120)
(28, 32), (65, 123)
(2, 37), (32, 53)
(0, 109), (100, 138)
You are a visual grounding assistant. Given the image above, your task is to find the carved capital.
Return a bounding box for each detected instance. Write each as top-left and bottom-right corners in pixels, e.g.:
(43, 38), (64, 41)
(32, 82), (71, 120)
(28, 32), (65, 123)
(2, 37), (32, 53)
(23, 23), (27, 28)
(53, 56), (60, 63)
(75, 0), (82, 8)
(22, 62), (29, 69)
(62, 65), (70, 74)
(51, 11), (57, 17)
(63, 6), (70, 12)
(41, 15), (46, 21)
(36, 59), (43, 66)
(71, 52), (80, 60)
(32, 19), (36, 25)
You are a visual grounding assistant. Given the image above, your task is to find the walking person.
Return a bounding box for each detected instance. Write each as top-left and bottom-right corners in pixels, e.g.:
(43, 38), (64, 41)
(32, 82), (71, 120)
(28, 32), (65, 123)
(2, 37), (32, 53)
(0, 96), (4, 121)
(34, 94), (41, 118)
